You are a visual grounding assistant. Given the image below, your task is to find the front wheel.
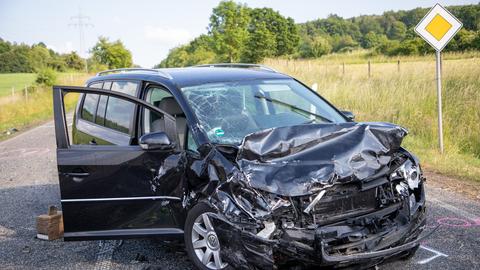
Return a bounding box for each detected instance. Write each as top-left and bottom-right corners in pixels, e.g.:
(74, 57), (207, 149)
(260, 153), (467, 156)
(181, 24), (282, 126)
(184, 202), (228, 270)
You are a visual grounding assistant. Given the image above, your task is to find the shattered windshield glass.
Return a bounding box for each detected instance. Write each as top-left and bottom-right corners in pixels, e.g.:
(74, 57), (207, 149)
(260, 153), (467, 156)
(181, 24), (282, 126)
(181, 79), (347, 144)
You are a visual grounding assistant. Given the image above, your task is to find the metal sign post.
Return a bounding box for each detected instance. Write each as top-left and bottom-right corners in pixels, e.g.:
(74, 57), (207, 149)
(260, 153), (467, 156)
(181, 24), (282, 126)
(415, 4), (462, 154)
(435, 51), (444, 153)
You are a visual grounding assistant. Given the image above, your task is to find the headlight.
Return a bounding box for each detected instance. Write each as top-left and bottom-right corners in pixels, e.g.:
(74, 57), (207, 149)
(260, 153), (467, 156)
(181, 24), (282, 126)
(390, 159), (421, 190)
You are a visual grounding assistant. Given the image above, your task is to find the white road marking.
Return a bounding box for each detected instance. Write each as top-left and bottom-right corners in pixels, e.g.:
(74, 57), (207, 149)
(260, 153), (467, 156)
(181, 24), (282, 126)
(417, 245), (448, 264)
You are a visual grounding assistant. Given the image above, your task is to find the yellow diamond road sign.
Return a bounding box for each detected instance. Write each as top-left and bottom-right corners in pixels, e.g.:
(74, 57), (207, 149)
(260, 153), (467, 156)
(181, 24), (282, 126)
(415, 4), (462, 51)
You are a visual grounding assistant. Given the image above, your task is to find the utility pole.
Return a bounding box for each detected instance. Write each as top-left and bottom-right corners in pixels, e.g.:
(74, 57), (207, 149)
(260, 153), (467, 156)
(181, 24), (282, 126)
(69, 8), (93, 73)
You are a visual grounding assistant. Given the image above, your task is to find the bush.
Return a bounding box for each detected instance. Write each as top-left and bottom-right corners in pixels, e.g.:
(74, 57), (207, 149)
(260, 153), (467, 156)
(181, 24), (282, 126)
(35, 68), (57, 86)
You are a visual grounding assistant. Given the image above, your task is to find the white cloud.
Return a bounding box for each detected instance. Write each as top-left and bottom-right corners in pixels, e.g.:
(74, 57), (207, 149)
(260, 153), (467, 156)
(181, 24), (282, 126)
(46, 41), (75, 54)
(144, 26), (193, 45)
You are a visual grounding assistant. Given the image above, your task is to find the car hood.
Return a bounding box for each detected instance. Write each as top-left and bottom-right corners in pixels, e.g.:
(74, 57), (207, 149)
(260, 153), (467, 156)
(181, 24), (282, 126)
(236, 122), (408, 197)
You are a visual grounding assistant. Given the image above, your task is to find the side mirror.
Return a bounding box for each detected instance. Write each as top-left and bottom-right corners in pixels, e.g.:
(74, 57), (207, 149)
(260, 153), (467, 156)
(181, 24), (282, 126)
(341, 110), (355, 121)
(139, 132), (175, 150)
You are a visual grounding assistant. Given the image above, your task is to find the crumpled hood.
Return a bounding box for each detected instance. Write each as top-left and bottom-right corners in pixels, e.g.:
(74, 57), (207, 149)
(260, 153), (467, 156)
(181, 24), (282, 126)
(236, 122), (408, 196)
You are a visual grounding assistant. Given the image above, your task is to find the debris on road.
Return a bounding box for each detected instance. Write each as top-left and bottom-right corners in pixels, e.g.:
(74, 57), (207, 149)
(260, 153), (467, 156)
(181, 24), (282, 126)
(36, 205), (63, 241)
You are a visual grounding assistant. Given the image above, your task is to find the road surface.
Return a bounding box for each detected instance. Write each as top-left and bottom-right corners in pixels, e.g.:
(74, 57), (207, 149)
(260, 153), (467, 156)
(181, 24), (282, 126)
(0, 120), (479, 269)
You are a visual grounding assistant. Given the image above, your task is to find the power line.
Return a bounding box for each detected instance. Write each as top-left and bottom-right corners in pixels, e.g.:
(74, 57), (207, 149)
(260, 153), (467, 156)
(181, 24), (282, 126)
(69, 8), (93, 73)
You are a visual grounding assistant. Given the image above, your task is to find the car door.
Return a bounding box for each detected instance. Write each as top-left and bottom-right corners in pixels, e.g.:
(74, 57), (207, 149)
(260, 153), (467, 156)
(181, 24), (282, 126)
(53, 85), (185, 240)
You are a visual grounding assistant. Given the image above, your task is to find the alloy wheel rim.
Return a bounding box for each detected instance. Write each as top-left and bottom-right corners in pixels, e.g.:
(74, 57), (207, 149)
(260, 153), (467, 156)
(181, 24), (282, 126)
(191, 213), (227, 269)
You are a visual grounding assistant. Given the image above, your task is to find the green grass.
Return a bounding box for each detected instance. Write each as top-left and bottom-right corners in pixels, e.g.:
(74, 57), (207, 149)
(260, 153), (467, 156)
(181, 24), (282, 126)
(0, 72), (91, 140)
(265, 52), (480, 182)
(0, 73), (36, 97)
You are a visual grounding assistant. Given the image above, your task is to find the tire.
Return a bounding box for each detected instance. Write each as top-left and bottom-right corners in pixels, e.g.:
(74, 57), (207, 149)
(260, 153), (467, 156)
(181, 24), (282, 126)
(185, 202), (229, 270)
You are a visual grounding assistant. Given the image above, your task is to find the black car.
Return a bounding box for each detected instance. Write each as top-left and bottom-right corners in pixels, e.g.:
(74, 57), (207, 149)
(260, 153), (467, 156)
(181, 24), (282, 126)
(53, 64), (427, 270)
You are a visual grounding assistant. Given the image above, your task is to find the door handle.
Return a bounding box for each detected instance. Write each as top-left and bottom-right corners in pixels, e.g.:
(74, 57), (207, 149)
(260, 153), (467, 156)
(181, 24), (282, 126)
(89, 139), (97, 145)
(65, 172), (90, 182)
(66, 172), (90, 177)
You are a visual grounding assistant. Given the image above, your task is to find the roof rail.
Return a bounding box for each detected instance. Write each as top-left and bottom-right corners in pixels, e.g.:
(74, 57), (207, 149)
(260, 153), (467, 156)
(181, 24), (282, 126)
(194, 63), (277, 73)
(96, 68), (172, 79)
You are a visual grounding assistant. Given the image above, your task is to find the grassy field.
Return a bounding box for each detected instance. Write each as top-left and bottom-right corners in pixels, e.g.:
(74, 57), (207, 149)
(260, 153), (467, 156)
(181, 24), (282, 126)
(0, 72), (90, 140)
(265, 52), (480, 182)
(0, 73), (36, 97)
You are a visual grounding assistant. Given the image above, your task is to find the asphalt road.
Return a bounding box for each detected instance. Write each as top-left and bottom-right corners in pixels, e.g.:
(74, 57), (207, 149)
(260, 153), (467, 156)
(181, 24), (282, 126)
(0, 120), (479, 270)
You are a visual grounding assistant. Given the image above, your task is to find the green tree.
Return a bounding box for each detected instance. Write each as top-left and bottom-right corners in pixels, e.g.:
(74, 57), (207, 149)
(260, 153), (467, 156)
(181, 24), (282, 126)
(299, 36), (332, 58)
(361, 32), (388, 49)
(247, 8), (299, 57)
(208, 1), (250, 62)
(387, 21), (407, 40)
(91, 37), (133, 69)
(357, 16), (383, 35)
(28, 45), (52, 71)
(63, 52), (85, 70)
(35, 68), (57, 86)
(243, 21), (277, 62)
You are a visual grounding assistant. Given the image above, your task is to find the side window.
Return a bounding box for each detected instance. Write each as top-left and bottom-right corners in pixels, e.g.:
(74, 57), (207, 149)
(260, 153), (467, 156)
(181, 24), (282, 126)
(111, 81), (138, 96)
(81, 94), (99, 122)
(104, 97), (135, 134)
(94, 82), (112, 126)
(81, 82), (103, 122)
(143, 87), (173, 134)
(102, 81), (139, 134)
(187, 127), (199, 152)
(79, 80), (138, 136)
(95, 96), (108, 126)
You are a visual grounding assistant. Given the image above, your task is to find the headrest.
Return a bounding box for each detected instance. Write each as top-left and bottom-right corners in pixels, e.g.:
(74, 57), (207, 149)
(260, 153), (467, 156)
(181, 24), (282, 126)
(158, 97), (183, 116)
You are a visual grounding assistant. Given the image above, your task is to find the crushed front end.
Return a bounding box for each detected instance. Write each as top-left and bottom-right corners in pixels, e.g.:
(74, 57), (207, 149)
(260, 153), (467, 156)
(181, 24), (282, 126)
(206, 122), (428, 269)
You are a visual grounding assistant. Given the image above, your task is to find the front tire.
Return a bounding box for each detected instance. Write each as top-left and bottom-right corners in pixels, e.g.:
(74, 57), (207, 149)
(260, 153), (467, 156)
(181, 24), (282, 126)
(185, 202), (228, 270)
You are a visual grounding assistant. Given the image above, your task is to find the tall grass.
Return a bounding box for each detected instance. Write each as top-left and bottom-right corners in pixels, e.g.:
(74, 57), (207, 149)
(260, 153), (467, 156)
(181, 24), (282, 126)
(0, 73), (90, 140)
(264, 54), (480, 182)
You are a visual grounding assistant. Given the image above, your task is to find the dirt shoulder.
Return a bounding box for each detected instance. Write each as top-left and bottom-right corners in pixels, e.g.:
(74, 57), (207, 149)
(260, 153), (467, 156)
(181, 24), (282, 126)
(425, 170), (480, 202)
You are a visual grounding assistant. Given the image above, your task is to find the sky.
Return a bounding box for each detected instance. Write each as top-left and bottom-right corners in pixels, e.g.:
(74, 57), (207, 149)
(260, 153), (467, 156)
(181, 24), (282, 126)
(0, 0), (477, 67)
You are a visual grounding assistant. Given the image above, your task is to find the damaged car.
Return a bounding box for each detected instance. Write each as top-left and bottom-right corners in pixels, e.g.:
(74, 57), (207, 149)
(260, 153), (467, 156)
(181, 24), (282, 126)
(53, 64), (427, 270)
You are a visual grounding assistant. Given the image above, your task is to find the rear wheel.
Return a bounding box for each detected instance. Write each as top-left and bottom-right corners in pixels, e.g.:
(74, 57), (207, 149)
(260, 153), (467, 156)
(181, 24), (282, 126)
(185, 202), (228, 270)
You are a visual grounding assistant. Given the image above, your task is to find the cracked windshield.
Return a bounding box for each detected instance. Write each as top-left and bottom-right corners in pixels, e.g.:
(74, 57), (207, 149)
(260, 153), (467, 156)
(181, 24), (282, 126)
(181, 79), (347, 144)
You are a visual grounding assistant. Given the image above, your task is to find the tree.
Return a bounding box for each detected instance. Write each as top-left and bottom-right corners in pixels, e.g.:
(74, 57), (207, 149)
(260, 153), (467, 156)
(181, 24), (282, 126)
(28, 45), (52, 71)
(35, 68), (57, 86)
(387, 21), (407, 40)
(247, 8), (299, 57)
(243, 21), (277, 62)
(357, 16), (383, 35)
(299, 36), (332, 58)
(361, 32), (388, 49)
(208, 1), (250, 62)
(91, 37), (133, 69)
(63, 51), (85, 70)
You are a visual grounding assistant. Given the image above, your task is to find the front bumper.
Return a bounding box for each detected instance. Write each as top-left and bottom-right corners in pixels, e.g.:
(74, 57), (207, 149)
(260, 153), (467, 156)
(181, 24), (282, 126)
(210, 186), (427, 269)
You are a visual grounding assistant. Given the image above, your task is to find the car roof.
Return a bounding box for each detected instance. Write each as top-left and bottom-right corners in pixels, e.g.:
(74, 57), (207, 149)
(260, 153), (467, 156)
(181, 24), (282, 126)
(86, 67), (292, 88)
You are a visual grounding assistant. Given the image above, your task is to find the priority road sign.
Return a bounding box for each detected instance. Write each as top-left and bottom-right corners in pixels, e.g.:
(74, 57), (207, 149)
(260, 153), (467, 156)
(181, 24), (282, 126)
(415, 4), (462, 154)
(415, 3), (462, 52)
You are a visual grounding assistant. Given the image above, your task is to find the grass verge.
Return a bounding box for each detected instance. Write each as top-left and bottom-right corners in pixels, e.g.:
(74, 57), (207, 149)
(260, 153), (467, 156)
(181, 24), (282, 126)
(265, 52), (480, 183)
(0, 73), (91, 141)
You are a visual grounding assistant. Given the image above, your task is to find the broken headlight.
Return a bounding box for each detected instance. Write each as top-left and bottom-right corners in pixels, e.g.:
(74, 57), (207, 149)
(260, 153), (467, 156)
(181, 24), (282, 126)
(391, 159), (423, 215)
(391, 159), (421, 190)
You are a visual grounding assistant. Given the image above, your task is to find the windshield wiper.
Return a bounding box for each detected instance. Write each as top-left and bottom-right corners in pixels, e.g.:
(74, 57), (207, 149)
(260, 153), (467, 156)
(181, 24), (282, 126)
(254, 95), (333, 123)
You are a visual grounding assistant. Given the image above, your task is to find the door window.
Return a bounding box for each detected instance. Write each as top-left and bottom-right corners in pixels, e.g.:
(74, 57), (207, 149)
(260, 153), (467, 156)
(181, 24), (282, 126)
(80, 82), (103, 122)
(81, 94), (99, 122)
(76, 81), (139, 143)
(143, 87), (173, 134)
(104, 97), (135, 134)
